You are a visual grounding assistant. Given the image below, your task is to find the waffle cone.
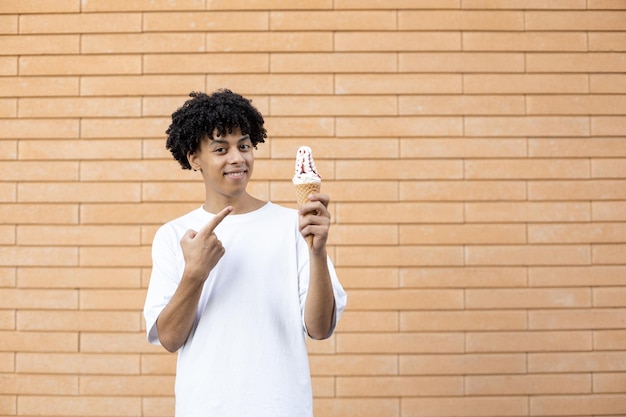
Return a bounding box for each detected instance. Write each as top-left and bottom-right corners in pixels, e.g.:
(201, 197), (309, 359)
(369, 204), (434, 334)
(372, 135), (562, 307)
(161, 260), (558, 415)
(295, 182), (321, 247)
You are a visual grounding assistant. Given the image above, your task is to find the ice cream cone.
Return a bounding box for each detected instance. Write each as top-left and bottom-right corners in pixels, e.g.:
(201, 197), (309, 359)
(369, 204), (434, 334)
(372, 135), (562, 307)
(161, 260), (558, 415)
(293, 146), (322, 248)
(296, 182), (321, 247)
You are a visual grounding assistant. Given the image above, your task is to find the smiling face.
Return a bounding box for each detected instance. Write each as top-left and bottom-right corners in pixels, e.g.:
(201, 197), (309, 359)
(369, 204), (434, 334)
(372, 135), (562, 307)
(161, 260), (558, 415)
(187, 126), (255, 210)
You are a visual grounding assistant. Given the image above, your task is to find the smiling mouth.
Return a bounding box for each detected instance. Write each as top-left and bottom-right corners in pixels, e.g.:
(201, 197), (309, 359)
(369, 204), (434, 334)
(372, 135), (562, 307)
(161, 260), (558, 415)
(225, 170), (246, 179)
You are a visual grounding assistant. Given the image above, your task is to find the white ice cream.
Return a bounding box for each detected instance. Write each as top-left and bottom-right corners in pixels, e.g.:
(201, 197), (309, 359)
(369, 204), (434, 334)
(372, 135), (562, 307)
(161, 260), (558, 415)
(292, 146), (321, 185)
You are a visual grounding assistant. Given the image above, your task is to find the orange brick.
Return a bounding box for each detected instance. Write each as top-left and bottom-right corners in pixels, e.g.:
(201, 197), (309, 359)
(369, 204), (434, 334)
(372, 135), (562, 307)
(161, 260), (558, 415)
(271, 11), (396, 30)
(0, 289), (77, 309)
(0, 226), (14, 245)
(0, 183), (17, 203)
(592, 72), (626, 92)
(337, 160), (462, 180)
(272, 181), (398, 204)
(144, 11), (268, 31)
(336, 0), (458, 8)
(337, 332), (464, 353)
(19, 55), (141, 75)
(81, 75), (204, 96)
(0, 118), (78, 138)
(334, 267), (399, 289)
(467, 330), (592, 353)
(466, 373), (591, 395)
(589, 32), (626, 51)
(399, 10), (524, 30)
(144, 53), (269, 74)
(335, 202), (463, 223)
(348, 288), (463, 310)
(594, 372), (626, 392)
(0, 35), (78, 55)
(80, 202), (197, 225)
(0, 330), (77, 352)
(270, 48), (392, 72)
(336, 74), (463, 94)
(0, 395), (15, 415)
(527, 95), (626, 115)
(462, 0), (586, 9)
(335, 32), (460, 51)
(466, 245), (591, 266)
(79, 246), (151, 267)
(314, 398), (398, 417)
(18, 395), (141, 417)
(141, 353), (177, 375)
(18, 225), (140, 245)
(529, 223), (626, 244)
(527, 52), (626, 73)
(400, 52), (524, 72)
(18, 310), (140, 332)
(531, 394), (626, 416)
(0, 57), (17, 75)
(400, 95), (525, 115)
(17, 267), (141, 289)
(206, 32), (332, 52)
(466, 288), (591, 309)
(15, 375), (78, 395)
(0, 203), (78, 224)
(81, 33), (205, 53)
(337, 311), (398, 332)
(0, 353), (15, 372)
(339, 116), (463, 137)
(79, 160), (185, 181)
(529, 266), (626, 287)
(526, 11), (626, 30)
(336, 375), (463, 397)
(0, 16), (17, 34)
(400, 267), (528, 288)
(400, 138), (527, 158)
(329, 224), (397, 246)
(206, 74), (334, 95)
(18, 183), (141, 203)
(80, 332), (162, 354)
(529, 138), (626, 157)
(19, 97), (142, 117)
(141, 182), (205, 203)
(531, 352), (626, 374)
(466, 202), (590, 222)
(592, 116), (626, 136)
(400, 224), (526, 245)
(79, 289), (146, 310)
(0, 99), (16, 117)
(0, 247), (78, 267)
(337, 246), (464, 267)
(465, 116), (589, 137)
(19, 12), (142, 34)
(593, 244), (626, 265)
(265, 116), (335, 137)
(400, 310), (526, 331)
(530, 308), (626, 330)
(17, 352), (140, 374)
(18, 139), (142, 161)
(0, 161), (77, 181)
(464, 31), (587, 51)
(465, 74), (589, 93)
(402, 396), (528, 417)
(206, 0), (332, 9)
(0, 1), (78, 13)
(311, 376), (334, 397)
(80, 375), (174, 396)
(594, 201), (626, 221)
(400, 180), (527, 201)
(81, 0), (204, 12)
(0, 267), (15, 287)
(529, 180), (626, 200)
(465, 159), (590, 179)
(309, 354), (397, 376)
(270, 95), (397, 116)
(594, 288), (626, 308)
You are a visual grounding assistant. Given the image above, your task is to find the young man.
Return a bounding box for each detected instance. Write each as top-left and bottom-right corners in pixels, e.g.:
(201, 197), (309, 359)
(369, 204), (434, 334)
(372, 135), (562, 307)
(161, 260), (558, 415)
(143, 89), (347, 417)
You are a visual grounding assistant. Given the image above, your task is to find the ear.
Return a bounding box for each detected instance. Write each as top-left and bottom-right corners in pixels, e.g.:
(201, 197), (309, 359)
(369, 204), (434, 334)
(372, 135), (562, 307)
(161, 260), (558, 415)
(187, 151), (201, 171)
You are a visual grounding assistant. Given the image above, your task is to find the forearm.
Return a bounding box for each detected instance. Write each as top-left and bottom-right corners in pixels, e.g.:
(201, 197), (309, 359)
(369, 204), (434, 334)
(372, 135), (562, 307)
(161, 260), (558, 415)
(304, 248), (336, 340)
(156, 275), (204, 352)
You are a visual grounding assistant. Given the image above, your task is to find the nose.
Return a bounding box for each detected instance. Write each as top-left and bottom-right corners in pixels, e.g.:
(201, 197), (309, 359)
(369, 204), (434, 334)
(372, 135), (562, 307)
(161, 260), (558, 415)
(227, 147), (245, 164)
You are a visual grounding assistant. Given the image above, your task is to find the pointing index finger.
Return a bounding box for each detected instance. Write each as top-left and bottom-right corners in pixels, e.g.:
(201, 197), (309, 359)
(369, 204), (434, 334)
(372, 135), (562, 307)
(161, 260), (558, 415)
(198, 206), (233, 236)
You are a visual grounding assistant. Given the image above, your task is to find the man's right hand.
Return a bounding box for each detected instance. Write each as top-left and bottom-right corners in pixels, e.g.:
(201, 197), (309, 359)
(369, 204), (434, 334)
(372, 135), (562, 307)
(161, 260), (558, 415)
(180, 206), (233, 283)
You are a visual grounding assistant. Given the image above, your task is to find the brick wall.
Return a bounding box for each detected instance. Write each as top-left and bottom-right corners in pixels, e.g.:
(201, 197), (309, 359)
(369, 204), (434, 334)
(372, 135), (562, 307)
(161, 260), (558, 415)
(1, 1), (626, 416)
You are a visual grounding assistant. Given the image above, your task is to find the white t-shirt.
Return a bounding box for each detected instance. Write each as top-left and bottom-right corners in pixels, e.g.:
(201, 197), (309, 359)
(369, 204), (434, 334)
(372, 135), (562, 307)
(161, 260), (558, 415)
(143, 202), (347, 417)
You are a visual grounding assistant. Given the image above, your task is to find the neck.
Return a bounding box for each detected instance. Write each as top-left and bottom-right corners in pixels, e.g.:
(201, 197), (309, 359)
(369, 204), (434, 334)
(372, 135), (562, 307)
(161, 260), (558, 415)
(203, 192), (265, 215)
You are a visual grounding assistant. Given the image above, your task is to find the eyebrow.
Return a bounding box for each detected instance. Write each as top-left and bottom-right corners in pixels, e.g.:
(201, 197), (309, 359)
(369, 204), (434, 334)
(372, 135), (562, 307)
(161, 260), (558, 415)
(208, 135), (251, 145)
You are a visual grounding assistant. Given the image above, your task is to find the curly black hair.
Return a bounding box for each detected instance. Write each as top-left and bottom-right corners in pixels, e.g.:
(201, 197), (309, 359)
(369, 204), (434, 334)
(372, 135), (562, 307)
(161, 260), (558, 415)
(166, 89), (267, 170)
